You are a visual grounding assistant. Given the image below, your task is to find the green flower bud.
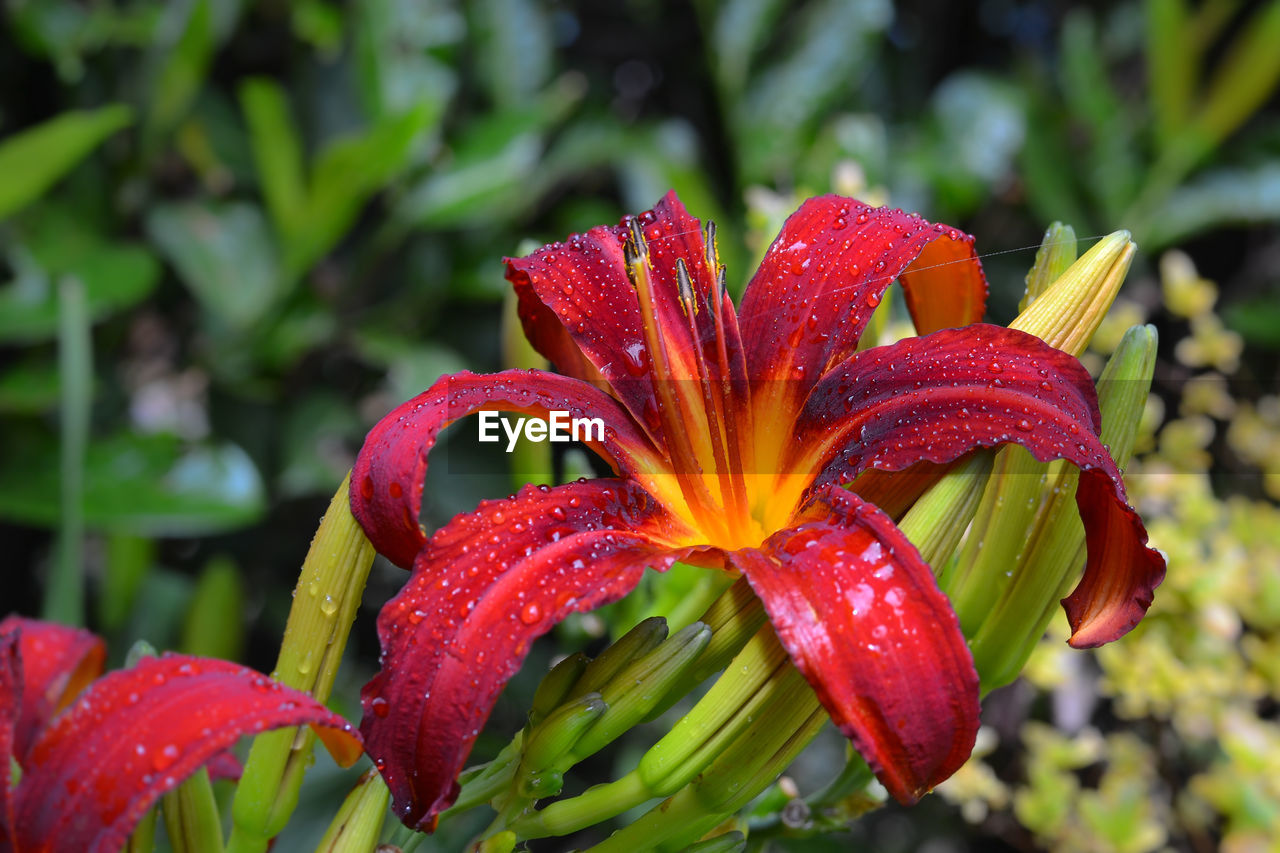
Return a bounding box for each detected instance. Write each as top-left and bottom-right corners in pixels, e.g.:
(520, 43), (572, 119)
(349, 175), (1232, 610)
(312, 769), (391, 853)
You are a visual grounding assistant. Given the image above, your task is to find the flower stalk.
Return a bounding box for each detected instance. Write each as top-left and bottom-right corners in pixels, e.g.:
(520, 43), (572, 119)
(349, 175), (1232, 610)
(228, 473), (376, 853)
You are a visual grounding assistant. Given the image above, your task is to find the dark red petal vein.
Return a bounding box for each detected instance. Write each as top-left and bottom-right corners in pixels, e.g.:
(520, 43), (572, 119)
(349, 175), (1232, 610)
(795, 324), (1165, 646)
(13, 655), (360, 853)
(351, 369), (664, 570)
(728, 485), (979, 803)
(0, 616), (105, 763)
(360, 479), (693, 830)
(736, 197), (986, 440)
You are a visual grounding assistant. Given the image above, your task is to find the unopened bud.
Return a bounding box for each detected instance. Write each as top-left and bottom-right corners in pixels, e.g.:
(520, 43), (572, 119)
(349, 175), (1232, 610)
(312, 769), (391, 853)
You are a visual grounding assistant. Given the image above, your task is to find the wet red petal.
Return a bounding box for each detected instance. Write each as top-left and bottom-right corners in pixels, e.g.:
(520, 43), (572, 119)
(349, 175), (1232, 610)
(12, 655), (360, 853)
(360, 479), (692, 830)
(795, 324), (1165, 645)
(736, 197), (987, 435)
(0, 616), (105, 763)
(504, 192), (747, 446)
(1, 633), (18, 850)
(728, 485), (979, 803)
(351, 369), (665, 569)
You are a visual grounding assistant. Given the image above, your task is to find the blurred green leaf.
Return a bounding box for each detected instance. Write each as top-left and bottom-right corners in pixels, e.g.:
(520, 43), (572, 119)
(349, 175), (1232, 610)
(354, 0), (461, 120)
(0, 244), (159, 343)
(181, 555), (245, 659)
(1224, 294), (1280, 349)
(299, 103), (433, 272)
(928, 72), (1026, 212)
(100, 534), (156, 633)
(291, 0), (344, 56)
(703, 0), (788, 95)
(239, 77), (308, 244)
(1061, 13), (1140, 221)
(277, 393), (361, 498)
(1145, 0), (1195, 148)
(734, 0), (892, 180)
(1194, 0), (1280, 149)
(0, 432), (266, 535)
(470, 0), (553, 108)
(1144, 164), (1280, 247)
(145, 201), (282, 329)
(0, 361), (61, 412)
(0, 105), (133, 220)
(143, 0), (218, 146)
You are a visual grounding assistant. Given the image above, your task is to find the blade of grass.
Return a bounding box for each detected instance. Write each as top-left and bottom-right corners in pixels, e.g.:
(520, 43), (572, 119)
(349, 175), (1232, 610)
(43, 277), (91, 626)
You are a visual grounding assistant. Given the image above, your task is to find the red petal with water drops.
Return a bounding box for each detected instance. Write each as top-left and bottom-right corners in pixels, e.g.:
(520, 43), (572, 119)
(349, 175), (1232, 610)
(505, 192), (747, 447)
(0, 616), (105, 763)
(11, 655), (360, 853)
(736, 197), (986, 440)
(1, 632), (18, 850)
(360, 478), (693, 830)
(351, 369), (666, 570)
(728, 485), (979, 803)
(795, 324), (1165, 646)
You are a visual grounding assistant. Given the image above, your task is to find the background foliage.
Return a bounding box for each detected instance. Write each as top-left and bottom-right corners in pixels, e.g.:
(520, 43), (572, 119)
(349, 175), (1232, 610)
(2, 0), (1278, 850)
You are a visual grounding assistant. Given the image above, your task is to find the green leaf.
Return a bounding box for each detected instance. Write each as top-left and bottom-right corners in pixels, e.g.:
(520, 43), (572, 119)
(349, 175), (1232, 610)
(239, 77), (307, 241)
(0, 432), (267, 536)
(704, 0), (788, 95)
(145, 201), (282, 328)
(143, 0), (218, 146)
(469, 0), (553, 108)
(1225, 294), (1280, 349)
(1145, 0), (1195, 148)
(0, 361), (61, 412)
(1143, 163), (1280, 247)
(0, 243), (159, 343)
(181, 555), (245, 660)
(0, 105), (133, 220)
(1061, 12), (1140, 221)
(297, 104), (432, 273)
(1194, 0), (1280, 148)
(736, 0), (892, 180)
(395, 76), (582, 228)
(354, 0), (460, 120)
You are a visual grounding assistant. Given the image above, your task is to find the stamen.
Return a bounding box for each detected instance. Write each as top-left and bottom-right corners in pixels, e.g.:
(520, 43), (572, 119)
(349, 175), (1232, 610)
(625, 222), (725, 538)
(705, 223), (754, 512)
(677, 258), (749, 533)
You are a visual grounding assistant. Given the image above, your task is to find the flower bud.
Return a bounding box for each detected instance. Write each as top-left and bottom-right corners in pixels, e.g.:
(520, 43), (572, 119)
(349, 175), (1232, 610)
(230, 474), (376, 848)
(313, 769), (392, 853)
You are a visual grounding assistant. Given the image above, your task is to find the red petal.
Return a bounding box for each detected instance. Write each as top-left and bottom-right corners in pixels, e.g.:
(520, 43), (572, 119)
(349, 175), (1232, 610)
(794, 325), (1165, 646)
(351, 369), (667, 569)
(727, 485), (979, 803)
(360, 479), (692, 830)
(737, 197), (987, 434)
(504, 192), (748, 446)
(12, 655), (360, 853)
(0, 616), (105, 762)
(2, 633), (18, 850)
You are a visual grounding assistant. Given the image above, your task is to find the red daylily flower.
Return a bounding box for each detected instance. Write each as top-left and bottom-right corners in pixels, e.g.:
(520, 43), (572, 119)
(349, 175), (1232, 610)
(351, 193), (1165, 829)
(0, 616), (362, 853)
